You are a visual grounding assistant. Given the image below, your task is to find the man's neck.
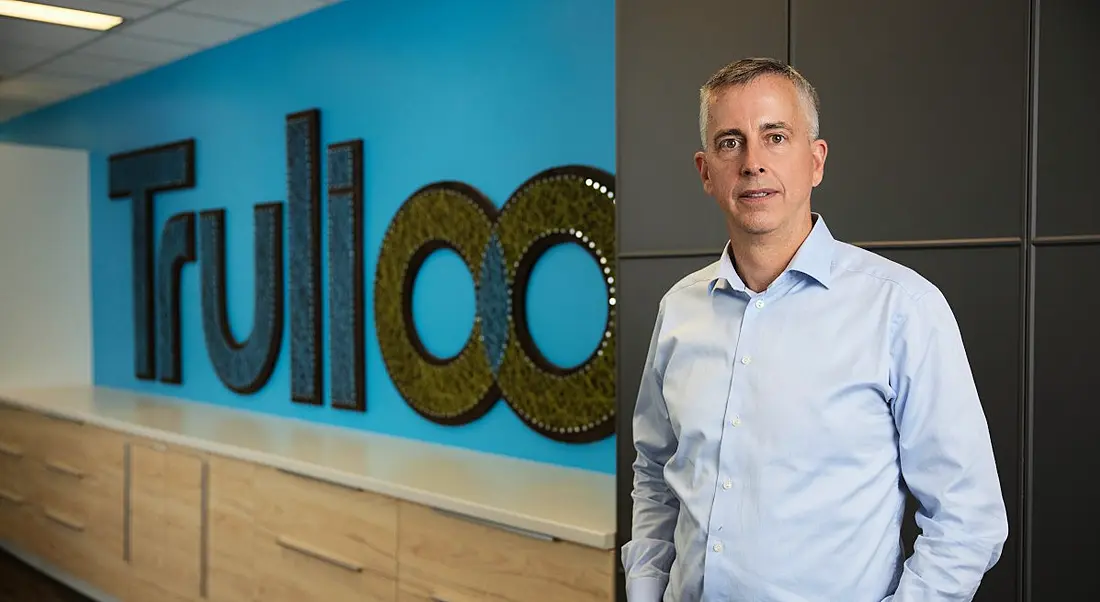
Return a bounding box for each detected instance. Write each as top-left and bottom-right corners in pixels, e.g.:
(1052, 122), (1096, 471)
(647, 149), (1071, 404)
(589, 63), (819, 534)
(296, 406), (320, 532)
(728, 214), (814, 293)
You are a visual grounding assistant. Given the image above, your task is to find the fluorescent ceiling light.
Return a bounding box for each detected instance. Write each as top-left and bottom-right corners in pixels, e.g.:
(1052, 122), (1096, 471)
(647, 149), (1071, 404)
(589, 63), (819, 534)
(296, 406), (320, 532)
(0, 0), (123, 31)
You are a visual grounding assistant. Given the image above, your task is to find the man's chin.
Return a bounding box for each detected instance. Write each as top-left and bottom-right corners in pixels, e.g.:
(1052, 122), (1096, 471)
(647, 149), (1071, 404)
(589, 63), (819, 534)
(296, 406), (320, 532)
(731, 215), (779, 237)
(742, 225), (778, 236)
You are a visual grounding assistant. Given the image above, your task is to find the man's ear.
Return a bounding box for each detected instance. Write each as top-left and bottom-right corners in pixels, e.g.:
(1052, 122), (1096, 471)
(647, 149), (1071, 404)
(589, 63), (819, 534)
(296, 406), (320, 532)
(695, 151), (713, 196)
(810, 138), (828, 187)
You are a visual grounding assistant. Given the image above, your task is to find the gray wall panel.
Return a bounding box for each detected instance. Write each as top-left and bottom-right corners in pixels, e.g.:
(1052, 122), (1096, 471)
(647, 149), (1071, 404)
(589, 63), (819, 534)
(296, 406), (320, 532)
(617, 0), (787, 254)
(792, 0), (1030, 242)
(1031, 244), (1100, 599)
(1036, 0), (1100, 236)
(876, 246), (1021, 602)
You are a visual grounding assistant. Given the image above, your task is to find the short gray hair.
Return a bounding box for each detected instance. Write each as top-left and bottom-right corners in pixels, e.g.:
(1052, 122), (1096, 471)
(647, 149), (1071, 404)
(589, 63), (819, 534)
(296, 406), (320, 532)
(698, 57), (820, 149)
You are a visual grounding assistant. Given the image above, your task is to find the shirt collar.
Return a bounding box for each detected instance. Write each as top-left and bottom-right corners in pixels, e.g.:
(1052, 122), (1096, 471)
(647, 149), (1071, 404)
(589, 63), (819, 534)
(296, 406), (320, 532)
(709, 213), (836, 294)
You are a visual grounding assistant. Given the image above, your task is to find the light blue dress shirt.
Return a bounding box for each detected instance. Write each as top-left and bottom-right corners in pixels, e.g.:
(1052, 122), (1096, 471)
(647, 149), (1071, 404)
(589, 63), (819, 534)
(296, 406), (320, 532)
(622, 214), (1008, 602)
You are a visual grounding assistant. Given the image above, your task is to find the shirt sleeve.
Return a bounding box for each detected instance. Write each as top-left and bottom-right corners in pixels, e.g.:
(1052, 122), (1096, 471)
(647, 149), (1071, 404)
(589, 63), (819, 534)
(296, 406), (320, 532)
(882, 288), (1009, 602)
(621, 302), (679, 601)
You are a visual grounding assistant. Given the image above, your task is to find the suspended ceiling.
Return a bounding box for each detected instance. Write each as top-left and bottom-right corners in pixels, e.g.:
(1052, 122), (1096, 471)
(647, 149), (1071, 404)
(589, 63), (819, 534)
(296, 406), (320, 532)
(0, 0), (342, 123)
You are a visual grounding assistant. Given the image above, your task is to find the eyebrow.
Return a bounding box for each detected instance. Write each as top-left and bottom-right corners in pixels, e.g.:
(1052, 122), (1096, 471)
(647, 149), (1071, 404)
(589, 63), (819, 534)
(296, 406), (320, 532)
(713, 121), (794, 144)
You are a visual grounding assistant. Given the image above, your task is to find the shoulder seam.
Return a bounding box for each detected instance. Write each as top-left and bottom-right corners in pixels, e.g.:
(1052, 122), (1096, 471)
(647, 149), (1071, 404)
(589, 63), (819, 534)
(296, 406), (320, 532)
(664, 271), (713, 301)
(835, 264), (935, 302)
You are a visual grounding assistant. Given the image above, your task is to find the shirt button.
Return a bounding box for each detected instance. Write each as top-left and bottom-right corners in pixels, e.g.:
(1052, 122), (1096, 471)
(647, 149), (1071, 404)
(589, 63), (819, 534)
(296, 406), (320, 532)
(723, 479), (732, 490)
(730, 416), (741, 427)
(755, 299), (765, 309)
(713, 542), (723, 553)
(741, 356), (752, 365)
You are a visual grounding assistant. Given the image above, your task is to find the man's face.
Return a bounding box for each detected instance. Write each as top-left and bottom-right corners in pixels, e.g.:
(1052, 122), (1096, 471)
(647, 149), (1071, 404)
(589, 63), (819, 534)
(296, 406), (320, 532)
(694, 74), (827, 238)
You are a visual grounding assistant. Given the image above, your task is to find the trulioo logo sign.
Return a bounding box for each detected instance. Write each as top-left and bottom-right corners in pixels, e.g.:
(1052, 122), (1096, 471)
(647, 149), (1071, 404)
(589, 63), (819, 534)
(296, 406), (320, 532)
(108, 108), (617, 442)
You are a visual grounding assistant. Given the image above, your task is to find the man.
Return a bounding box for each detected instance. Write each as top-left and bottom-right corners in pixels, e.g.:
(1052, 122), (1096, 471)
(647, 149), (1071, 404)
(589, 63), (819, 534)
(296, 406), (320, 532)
(622, 57), (1009, 602)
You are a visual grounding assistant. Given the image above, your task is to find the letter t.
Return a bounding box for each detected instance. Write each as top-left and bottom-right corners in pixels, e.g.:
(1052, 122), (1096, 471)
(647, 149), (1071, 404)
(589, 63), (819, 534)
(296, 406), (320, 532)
(107, 140), (196, 380)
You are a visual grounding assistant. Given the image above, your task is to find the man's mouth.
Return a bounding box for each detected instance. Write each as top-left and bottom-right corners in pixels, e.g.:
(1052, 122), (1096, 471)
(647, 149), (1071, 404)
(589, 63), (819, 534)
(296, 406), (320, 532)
(738, 189), (777, 200)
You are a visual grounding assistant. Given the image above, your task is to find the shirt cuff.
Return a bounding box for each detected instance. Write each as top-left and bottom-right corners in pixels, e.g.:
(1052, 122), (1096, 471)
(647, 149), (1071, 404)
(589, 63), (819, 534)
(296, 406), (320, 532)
(626, 575), (668, 602)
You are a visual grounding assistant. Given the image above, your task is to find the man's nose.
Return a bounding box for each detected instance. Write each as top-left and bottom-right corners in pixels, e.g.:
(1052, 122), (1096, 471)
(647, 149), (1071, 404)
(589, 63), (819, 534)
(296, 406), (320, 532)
(741, 143), (766, 176)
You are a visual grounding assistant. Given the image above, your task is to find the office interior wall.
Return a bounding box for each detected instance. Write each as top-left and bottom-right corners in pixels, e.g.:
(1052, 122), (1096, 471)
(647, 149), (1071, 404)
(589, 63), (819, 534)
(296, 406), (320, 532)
(0, 142), (92, 388)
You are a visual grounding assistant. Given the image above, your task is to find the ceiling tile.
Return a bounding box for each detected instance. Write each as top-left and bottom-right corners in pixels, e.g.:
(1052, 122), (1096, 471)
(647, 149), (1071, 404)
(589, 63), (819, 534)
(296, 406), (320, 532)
(43, 0), (160, 19)
(37, 52), (155, 82)
(177, 0), (324, 27)
(0, 72), (104, 102)
(119, 11), (257, 47)
(80, 33), (200, 63)
(0, 43), (59, 76)
(0, 15), (103, 50)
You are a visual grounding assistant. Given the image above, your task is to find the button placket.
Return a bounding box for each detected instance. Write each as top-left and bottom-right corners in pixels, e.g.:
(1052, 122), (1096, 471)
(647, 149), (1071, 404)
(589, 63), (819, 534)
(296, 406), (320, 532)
(708, 295), (761, 548)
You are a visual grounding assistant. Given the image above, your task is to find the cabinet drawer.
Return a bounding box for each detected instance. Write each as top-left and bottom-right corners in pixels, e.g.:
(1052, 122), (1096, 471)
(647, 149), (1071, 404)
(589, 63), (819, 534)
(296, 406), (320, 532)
(34, 471), (127, 596)
(255, 535), (396, 602)
(397, 502), (614, 602)
(37, 419), (125, 483)
(36, 465), (124, 538)
(254, 466), (398, 602)
(1, 407), (124, 480)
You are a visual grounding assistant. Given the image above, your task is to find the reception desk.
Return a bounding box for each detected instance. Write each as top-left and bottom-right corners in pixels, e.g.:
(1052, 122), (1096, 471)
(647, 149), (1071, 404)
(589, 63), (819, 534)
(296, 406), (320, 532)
(0, 386), (617, 602)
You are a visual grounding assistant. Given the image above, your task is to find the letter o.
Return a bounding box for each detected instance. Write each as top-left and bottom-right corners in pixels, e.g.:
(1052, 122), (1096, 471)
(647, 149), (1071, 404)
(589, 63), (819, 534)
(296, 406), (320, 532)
(374, 166), (616, 442)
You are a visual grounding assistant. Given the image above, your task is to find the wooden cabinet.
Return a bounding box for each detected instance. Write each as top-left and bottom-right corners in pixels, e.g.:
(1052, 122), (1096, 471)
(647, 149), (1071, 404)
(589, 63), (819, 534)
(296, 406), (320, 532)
(0, 403), (615, 602)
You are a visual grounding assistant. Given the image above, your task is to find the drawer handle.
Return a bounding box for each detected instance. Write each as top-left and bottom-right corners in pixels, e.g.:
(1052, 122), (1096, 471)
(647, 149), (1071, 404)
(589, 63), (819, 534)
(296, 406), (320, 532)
(0, 442), (22, 459)
(0, 488), (24, 505)
(45, 460), (85, 479)
(275, 535), (363, 573)
(276, 467), (363, 492)
(43, 508), (85, 532)
(431, 507), (556, 542)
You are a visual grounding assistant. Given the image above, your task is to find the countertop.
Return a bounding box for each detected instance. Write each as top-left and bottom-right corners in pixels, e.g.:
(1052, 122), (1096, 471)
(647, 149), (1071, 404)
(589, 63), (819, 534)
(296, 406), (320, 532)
(0, 385), (617, 550)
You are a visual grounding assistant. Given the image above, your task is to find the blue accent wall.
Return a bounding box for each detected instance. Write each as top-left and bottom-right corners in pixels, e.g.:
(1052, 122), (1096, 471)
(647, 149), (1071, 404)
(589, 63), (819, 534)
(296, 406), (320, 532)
(0, 0), (616, 473)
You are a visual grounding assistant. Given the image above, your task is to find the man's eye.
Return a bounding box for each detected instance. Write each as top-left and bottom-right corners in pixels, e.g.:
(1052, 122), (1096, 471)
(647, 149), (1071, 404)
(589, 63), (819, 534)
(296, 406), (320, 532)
(718, 139), (738, 149)
(769, 134), (786, 143)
